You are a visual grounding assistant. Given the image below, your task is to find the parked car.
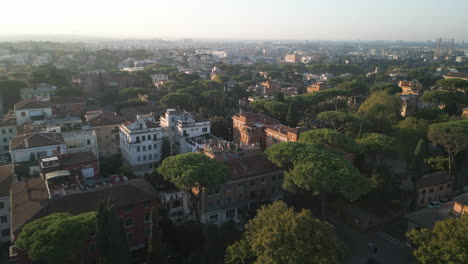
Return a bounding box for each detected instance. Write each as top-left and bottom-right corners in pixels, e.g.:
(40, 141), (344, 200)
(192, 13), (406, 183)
(428, 201), (443, 208)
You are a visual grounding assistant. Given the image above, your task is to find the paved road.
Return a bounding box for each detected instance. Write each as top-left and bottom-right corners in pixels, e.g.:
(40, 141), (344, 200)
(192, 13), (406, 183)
(331, 218), (416, 264)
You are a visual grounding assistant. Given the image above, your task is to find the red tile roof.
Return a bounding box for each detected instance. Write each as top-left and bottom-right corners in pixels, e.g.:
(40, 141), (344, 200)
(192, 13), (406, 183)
(10, 133), (64, 150)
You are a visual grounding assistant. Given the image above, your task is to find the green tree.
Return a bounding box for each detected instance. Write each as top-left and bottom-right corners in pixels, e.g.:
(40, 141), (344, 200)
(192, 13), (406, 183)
(421, 90), (468, 115)
(407, 214), (468, 264)
(95, 202), (130, 264)
(160, 93), (192, 110)
(161, 137), (171, 162)
(299, 128), (360, 154)
(266, 142), (370, 217)
(16, 212), (96, 264)
(436, 78), (468, 91)
(157, 153), (231, 222)
(225, 201), (346, 264)
(316, 111), (360, 133)
(147, 207), (161, 263)
(56, 86), (82, 96)
(370, 83), (402, 94)
(356, 133), (398, 172)
(425, 156), (449, 173)
(286, 101), (299, 127)
(427, 120), (468, 182)
(394, 117), (430, 159)
(336, 80), (369, 95)
(274, 92), (285, 102)
(357, 90), (402, 133)
(412, 139), (426, 180)
(0, 80), (28, 111)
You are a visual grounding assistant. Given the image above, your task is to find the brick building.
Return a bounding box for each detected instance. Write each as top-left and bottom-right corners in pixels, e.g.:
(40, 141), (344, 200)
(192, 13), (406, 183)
(9, 177), (159, 264)
(307, 82), (332, 93)
(398, 81), (423, 95)
(260, 81), (281, 95)
(86, 111), (124, 157)
(199, 150), (283, 225)
(416, 171), (452, 209)
(265, 125), (307, 148)
(40, 151), (100, 179)
(232, 112), (281, 150)
(51, 96), (86, 117)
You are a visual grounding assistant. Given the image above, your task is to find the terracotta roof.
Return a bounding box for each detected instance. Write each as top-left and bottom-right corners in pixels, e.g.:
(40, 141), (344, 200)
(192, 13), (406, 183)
(417, 171), (451, 188)
(59, 151), (97, 167)
(453, 192), (468, 206)
(11, 178), (158, 238)
(10, 133), (64, 151)
(223, 152), (282, 179)
(14, 99), (50, 111)
(0, 164), (13, 197)
(87, 111), (123, 127)
(51, 96), (85, 104)
(10, 177), (49, 238)
(0, 115), (16, 127)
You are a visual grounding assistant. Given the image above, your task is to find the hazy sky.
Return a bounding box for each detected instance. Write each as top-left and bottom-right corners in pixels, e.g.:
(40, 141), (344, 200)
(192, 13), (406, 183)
(2, 0), (467, 41)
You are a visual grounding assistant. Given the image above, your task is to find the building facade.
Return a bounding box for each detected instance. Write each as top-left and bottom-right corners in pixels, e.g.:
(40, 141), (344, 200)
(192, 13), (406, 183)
(265, 125), (306, 149)
(14, 99), (52, 126)
(86, 111), (123, 157)
(10, 133), (67, 164)
(0, 116), (16, 156)
(416, 171), (452, 209)
(0, 165), (13, 244)
(232, 112), (281, 150)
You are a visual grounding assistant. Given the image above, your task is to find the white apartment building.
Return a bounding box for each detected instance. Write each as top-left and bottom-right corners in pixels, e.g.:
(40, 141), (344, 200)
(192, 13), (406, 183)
(150, 74), (169, 88)
(10, 133), (67, 164)
(0, 116), (16, 156)
(119, 109), (211, 177)
(14, 99), (52, 126)
(20, 84), (57, 100)
(0, 165), (12, 244)
(120, 113), (164, 176)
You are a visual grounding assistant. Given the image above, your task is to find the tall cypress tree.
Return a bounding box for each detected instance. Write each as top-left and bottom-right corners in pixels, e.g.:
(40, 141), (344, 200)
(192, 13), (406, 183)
(412, 139), (426, 180)
(161, 138), (171, 162)
(286, 101), (298, 127)
(95, 202), (130, 264)
(146, 207), (161, 263)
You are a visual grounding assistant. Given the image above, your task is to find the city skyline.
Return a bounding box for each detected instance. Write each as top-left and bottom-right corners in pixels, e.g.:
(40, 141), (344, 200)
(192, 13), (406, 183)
(1, 0), (468, 42)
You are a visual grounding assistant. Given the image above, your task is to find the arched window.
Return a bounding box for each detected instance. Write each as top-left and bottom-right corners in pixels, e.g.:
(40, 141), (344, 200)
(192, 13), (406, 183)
(125, 218), (134, 227)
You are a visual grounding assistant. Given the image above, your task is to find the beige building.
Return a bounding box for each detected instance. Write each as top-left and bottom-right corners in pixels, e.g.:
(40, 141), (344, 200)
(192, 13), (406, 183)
(86, 111), (123, 157)
(416, 172), (452, 209)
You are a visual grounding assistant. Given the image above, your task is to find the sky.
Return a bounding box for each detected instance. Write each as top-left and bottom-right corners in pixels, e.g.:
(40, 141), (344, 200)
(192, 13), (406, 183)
(1, 0), (468, 41)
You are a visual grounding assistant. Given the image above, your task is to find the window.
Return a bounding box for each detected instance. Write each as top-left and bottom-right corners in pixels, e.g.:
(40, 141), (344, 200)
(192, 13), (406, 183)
(0, 216), (7, 223)
(202, 127), (208, 132)
(250, 180), (255, 186)
(142, 136), (146, 141)
(145, 226), (150, 237)
(154, 144), (157, 149)
(0, 202), (4, 209)
(8, 129), (12, 133)
(2, 138), (6, 143)
(429, 188), (434, 193)
(87, 139), (91, 145)
(144, 211), (150, 222)
(125, 218), (134, 227)
(148, 145), (152, 150)
(153, 134), (157, 141)
(144, 201), (150, 208)
(209, 214), (219, 223)
(89, 241), (96, 252)
(1, 130), (4, 134)
(173, 200), (181, 208)
(136, 136), (140, 142)
(1, 229), (9, 237)
(226, 185), (233, 192)
(215, 188), (220, 194)
(225, 209), (235, 219)
(127, 232), (134, 241)
(143, 155), (147, 161)
(21, 112), (26, 116)
(137, 146), (140, 152)
(439, 186), (444, 191)
(142, 146), (146, 151)
(260, 178), (265, 183)
(148, 154), (152, 160)
(421, 190), (426, 195)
